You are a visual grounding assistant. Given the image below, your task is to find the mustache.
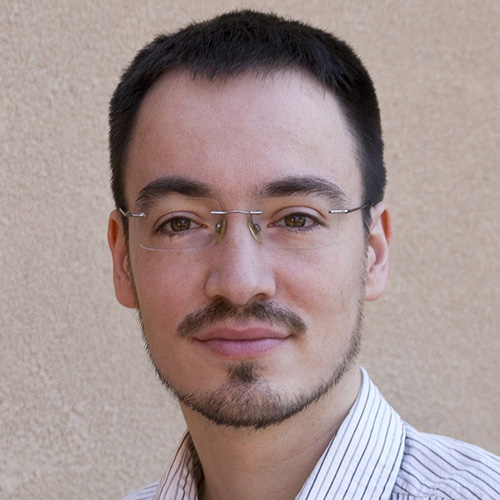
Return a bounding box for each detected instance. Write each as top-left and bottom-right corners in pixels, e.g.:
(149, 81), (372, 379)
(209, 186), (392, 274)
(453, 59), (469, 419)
(177, 301), (307, 338)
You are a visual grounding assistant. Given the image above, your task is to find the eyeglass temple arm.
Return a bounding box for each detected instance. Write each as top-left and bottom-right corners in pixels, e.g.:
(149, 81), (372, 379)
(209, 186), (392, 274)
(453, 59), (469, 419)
(328, 203), (372, 214)
(119, 208), (146, 218)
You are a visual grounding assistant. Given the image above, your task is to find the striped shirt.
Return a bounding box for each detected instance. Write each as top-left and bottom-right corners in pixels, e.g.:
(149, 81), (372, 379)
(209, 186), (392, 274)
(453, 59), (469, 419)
(121, 368), (500, 499)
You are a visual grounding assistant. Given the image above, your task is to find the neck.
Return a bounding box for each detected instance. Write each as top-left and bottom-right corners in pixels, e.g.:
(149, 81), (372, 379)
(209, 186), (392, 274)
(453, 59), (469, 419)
(181, 364), (362, 500)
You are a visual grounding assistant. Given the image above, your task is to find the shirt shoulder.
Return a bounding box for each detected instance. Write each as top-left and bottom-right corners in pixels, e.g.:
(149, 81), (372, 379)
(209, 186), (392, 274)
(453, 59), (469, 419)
(392, 423), (500, 500)
(120, 481), (159, 500)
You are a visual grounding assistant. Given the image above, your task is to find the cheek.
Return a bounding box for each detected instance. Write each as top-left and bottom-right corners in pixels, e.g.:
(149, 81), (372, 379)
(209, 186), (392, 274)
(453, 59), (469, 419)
(274, 248), (365, 337)
(276, 248), (360, 302)
(131, 253), (206, 330)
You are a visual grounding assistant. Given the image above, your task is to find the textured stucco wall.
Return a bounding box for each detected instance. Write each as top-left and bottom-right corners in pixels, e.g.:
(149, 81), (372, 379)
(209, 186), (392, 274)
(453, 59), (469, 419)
(1, 1), (498, 499)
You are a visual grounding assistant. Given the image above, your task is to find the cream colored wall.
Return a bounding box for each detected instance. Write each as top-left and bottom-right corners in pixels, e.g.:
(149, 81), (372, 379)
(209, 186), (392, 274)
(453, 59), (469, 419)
(1, 1), (498, 498)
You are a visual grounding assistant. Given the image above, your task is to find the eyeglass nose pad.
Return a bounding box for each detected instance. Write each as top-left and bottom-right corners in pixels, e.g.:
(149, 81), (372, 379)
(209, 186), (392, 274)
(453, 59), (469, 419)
(215, 216), (227, 244)
(214, 215), (263, 245)
(248, 217), (263, 244)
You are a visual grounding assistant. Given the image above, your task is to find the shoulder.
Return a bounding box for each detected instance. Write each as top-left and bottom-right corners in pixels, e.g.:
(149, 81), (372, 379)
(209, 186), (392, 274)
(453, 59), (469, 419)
(392, 423), (500, 500)
(119, 481), (159, 500)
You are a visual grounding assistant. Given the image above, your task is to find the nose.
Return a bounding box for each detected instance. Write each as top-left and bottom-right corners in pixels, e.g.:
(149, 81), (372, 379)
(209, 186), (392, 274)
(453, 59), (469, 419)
(204, 215), (276, 306)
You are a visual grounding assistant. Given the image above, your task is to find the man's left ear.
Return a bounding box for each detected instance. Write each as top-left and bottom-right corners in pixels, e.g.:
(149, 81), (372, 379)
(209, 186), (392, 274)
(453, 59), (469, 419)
(364, 202), (393, 302)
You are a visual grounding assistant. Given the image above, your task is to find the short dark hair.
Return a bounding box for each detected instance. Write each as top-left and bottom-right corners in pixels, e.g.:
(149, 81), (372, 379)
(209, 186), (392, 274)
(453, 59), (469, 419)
(109, 10), (386, 227)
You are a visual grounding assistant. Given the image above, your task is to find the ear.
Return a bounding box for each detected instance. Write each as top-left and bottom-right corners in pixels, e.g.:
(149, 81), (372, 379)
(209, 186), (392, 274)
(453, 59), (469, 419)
(107, 210), (138, 309)
(364, 202), (393, 302)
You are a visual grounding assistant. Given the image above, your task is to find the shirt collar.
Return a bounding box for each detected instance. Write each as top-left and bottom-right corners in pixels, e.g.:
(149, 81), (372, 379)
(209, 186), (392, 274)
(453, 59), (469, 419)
(296, 367), (405, 499)
(153, 368), (405, 500)
(153, 433), (201, 500)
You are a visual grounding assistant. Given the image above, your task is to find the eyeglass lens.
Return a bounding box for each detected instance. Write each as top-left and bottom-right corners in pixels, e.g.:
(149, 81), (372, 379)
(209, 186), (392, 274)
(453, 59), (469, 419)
(128, 196), (355, 251)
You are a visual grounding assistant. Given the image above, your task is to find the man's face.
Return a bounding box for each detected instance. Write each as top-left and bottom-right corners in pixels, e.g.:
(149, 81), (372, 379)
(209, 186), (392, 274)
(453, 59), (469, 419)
(109, 70), (390, 428)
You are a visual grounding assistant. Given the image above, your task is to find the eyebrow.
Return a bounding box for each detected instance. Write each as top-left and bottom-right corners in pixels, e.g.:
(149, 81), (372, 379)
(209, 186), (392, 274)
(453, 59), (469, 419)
(134, 174), (348, 209)
(135, 176), (214, 209)
(257, 176), (348, 203)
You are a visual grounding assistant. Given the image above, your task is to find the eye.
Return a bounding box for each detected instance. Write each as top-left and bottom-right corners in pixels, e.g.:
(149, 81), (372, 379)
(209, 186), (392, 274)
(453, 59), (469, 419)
(283, 214), (308, 228)
(169, 217), (192, 232)
(156, 215), (202, 236)
(273, 211), (322, 231)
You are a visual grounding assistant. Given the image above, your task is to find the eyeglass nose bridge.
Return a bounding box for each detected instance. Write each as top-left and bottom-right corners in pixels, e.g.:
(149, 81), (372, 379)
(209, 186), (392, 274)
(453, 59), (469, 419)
(210, 209), (264, 245)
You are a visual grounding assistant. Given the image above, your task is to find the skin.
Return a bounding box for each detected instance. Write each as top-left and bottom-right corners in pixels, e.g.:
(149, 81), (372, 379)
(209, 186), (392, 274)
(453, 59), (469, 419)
(108, 70), (392, 500)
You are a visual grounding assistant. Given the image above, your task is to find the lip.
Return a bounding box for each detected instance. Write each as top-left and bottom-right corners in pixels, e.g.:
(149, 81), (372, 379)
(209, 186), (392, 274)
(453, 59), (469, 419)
(193, 327), (289, 359)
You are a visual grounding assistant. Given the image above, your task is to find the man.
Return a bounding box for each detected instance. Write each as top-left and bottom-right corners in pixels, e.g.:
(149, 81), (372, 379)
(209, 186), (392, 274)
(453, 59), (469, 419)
(107, 10), (500, 500)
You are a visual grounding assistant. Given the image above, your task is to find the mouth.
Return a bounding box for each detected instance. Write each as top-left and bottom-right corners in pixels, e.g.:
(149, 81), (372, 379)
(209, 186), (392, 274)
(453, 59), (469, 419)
(193, 327), (289, 359)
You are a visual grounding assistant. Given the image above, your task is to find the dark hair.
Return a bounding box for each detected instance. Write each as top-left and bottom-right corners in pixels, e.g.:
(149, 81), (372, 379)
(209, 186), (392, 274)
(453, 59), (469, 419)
(109, 10), (385, 228)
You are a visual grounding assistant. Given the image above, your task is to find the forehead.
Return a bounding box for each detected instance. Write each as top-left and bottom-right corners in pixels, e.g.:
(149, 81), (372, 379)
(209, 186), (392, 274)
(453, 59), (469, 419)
(125, 70), (361, 206)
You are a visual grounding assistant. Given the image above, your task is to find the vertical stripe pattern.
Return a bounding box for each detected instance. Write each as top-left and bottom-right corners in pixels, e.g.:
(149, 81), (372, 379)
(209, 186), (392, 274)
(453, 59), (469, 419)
(120, 368), (500, 500)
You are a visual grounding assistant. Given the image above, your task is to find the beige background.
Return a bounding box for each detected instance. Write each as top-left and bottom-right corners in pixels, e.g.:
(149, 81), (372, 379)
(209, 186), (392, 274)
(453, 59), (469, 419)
(1, 1), (498, 499)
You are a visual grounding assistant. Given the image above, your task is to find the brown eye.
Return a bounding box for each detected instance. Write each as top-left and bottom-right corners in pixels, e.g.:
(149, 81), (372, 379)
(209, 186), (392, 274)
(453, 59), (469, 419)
(284, 214), (307, 227)
(169, 217), (191, 232)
